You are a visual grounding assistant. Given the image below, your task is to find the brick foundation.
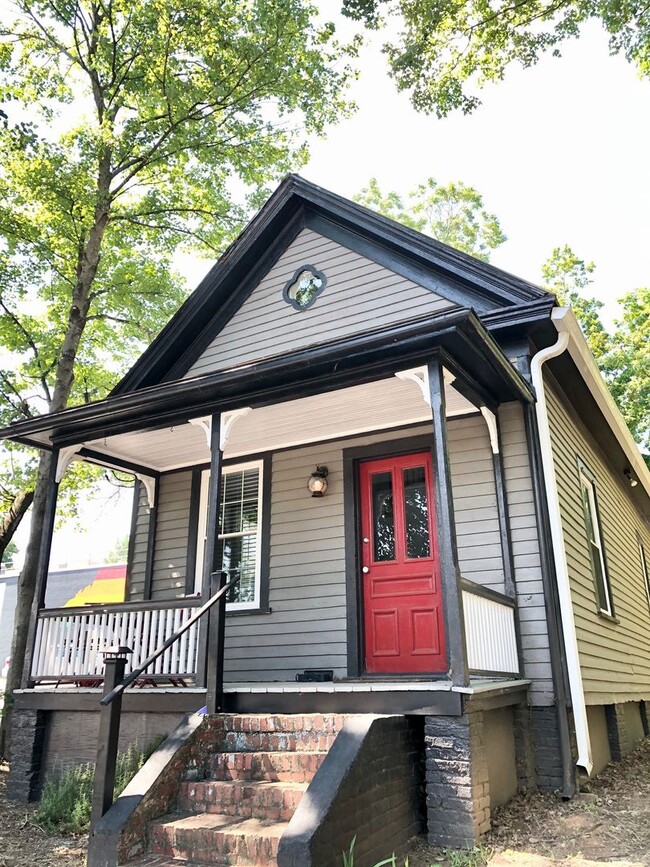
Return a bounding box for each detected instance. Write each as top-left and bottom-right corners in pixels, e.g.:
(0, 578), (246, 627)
(425, 711), (490, 848)
(530, 706), (564, 792)
(605, 701), (646, 760)
(512, 703), (536, 793)
(6, 709), (47, 802)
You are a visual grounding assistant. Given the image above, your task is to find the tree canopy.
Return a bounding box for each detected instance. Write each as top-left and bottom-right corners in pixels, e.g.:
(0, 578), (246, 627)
(355, 176), (506, 260)
(342, 0), (650, 115)
(0, 0), (357, 737)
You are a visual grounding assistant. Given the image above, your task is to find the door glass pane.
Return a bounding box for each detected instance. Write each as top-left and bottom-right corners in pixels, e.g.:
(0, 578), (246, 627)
(372, 471), (395, 561)
(403, 466), (431, 559)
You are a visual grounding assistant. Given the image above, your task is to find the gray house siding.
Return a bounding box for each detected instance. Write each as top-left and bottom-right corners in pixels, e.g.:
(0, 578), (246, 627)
(499, 402), (554, 706)
(185, 228), (456, 378)
(127, 481), (152, 600)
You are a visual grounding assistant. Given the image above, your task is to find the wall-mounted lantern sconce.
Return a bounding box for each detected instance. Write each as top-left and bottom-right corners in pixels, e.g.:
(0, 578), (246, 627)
(624, 468), (638, 488)
(308, 466), (329, 498)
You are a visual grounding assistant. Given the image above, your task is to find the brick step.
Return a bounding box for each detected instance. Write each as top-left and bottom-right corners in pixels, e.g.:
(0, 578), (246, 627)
(150, 812), (286, 866)
(219, 713), (346, 735)
(221, 729), (338, 752)
(209, 750), (327, 783)
(118, 858), (216, 866)
(179, 779), (307, 822)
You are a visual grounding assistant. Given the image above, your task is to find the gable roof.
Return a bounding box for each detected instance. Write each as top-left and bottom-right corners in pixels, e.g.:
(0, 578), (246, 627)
(112, 174), (552, 396)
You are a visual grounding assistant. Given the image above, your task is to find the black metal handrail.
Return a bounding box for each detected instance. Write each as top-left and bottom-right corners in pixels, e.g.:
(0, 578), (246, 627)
(90, 571), (238, 828)
(100, 573), (240, 706)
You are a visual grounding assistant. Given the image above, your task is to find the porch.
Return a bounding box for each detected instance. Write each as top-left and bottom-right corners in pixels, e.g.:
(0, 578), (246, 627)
(8, 309), (538, 710)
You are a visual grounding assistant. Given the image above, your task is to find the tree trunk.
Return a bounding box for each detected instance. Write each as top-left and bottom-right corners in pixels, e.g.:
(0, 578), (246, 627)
(0, 452), (51, 759)
(0, 197), (110, 760)
(0, 489), (34, 563)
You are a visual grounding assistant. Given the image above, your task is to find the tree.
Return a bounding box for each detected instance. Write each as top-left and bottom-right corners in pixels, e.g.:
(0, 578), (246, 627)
(0, 0), (356, 746)
(342, 0), (650, 116)
(355, 177), (506, 260)
(541, 245), (610, 359)
(540, 246), (649, 463)
(601, 289), (650, 460)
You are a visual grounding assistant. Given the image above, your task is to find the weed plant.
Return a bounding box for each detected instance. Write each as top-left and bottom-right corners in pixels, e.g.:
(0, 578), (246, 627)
(36, 737), (163, 833)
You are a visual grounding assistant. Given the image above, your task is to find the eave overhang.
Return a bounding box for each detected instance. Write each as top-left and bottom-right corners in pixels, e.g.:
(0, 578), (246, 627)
(0, 308), (534, 452)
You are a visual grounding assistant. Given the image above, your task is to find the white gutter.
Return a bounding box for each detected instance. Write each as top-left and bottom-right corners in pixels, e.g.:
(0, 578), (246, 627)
(530, 313), (593, 776)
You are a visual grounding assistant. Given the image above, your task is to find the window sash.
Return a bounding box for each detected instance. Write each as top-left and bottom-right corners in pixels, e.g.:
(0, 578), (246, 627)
(194, 460), (264, 610)
(579, 469), (612, 615)
(639, 537), (650, 612)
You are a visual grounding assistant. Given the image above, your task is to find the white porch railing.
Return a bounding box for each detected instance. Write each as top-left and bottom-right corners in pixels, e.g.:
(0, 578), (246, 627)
(462, 580), (519, 675)
(31, 600), (200, 682)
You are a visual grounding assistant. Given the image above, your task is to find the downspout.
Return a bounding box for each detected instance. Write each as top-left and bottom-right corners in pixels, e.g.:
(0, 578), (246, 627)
(530, 314), (593, 778)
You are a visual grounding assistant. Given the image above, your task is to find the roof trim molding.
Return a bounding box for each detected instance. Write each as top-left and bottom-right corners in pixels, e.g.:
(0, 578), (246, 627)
(111, 174), (552, 396)
(552, 307), (650, 500)
(0, 308), (534, 450)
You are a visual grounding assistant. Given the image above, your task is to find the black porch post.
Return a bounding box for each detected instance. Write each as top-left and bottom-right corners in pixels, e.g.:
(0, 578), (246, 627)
(21, 448), (60, 689)
(90, 647), (131, 827)
(490, 413), (517, 600)
(426, 359), (469, 687)
(196, 413), (224, 693)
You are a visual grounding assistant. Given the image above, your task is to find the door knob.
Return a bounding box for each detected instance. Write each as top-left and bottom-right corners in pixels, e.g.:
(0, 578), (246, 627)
(362, 566), (370, 573)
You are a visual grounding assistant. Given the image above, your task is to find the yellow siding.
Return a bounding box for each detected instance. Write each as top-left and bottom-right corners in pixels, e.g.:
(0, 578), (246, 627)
(545, 376), (650, 704)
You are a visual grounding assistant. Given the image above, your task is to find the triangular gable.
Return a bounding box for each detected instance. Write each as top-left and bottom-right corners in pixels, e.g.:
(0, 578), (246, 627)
(112, 175), (551, 394)
(184, 227), (457, 378)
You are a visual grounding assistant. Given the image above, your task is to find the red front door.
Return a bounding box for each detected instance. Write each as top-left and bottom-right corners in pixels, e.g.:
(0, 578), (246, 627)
(360, 452), (446, 674)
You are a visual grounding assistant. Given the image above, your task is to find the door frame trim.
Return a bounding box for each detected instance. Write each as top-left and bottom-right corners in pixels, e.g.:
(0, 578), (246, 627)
(343, 433), (439, 678)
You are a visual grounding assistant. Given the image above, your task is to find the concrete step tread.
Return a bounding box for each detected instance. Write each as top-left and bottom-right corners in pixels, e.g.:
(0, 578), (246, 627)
(119, 859), (216, 866)
(153, 811), (289, 838)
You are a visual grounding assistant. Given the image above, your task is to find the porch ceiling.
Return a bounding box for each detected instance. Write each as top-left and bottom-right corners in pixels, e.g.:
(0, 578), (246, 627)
(73, 375), (476, 473)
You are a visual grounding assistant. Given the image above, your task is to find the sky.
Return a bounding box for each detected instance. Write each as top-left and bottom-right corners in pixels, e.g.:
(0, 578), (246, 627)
(6, 11), (650, 571)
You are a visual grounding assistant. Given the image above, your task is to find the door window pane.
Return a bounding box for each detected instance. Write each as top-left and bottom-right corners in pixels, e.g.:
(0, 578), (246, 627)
(403, 466), (431, 559)
(372, 472), (395, 561)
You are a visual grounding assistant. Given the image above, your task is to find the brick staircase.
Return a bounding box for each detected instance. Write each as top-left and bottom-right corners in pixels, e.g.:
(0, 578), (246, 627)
(123, 713), (348, 867)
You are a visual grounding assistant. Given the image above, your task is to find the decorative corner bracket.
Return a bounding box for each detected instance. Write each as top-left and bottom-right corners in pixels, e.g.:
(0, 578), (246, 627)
(55, 444), (84, 482)
(221, 407), (252, 451)
(480, 406), (500, 454)
(135, 474), (157, 508)
(189, 407), (252, 453)
(395, 367), (431, 407)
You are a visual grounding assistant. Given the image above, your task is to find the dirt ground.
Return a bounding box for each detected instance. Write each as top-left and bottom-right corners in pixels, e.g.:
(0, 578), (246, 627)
(1, 739), (650, 866)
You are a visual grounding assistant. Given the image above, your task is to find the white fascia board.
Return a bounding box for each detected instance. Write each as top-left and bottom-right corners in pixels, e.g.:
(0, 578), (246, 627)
(552, 308), (650, 500)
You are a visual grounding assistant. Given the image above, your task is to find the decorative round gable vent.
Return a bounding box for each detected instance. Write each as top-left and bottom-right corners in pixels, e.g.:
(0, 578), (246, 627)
(282, 264), (327, 311)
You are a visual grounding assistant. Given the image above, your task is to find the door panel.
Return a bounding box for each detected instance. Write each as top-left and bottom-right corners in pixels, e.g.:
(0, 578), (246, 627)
(360, 451), (446, 674)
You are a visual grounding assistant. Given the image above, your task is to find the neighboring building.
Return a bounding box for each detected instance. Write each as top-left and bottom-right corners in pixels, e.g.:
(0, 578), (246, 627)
(1, 177), (648, 864)
(0, 564), (126, 670)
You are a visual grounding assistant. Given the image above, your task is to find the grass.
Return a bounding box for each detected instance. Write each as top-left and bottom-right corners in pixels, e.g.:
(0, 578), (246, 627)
(35, 737), (163, 833)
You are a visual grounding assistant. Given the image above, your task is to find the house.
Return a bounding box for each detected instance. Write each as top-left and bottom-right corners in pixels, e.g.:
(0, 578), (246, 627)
(2, 176), (649, 865)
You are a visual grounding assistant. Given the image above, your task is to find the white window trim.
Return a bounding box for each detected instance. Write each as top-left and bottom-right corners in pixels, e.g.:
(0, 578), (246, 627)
(638, 536), (650, 611)
(194, 459), (264, 611)
(578, 468), (612, 616)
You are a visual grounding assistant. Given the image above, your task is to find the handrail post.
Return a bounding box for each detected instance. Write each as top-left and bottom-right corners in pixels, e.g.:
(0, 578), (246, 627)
(90, 646), (132, 828)
(206, 571), (227, 714)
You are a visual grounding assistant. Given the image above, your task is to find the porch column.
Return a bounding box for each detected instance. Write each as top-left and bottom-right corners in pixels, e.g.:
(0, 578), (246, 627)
(196, 412), (224, 690)
(22, 448), (61, 689)
(426, 360), (469, 687)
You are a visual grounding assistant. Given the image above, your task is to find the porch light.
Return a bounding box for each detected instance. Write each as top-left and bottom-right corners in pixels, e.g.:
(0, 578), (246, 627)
(624, 468), (638, 487)
(308, 466), (329, 498)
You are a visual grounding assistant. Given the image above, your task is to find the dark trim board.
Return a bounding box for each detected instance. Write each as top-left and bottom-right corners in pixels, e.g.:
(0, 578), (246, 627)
(13, 689), (206, 714)
(1, 309), (535, 450)
(223, 689), (463, 716)
(107, 174), (551, 396)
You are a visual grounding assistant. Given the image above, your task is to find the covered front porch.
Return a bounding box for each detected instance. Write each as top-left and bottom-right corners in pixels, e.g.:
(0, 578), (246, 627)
(10, 308), (534, 712)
